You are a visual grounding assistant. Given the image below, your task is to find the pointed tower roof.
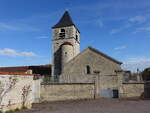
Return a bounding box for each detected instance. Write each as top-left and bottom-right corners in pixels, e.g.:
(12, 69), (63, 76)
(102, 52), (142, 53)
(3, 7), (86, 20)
(52, 11), (79, 31)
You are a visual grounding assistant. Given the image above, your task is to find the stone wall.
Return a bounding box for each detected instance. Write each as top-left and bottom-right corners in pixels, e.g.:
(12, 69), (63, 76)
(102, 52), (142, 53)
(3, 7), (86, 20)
(32, 78), (41, 103)
(120, 82), (146, 98)
(40, 83), (95, 102)
(0, 74), (34, 112)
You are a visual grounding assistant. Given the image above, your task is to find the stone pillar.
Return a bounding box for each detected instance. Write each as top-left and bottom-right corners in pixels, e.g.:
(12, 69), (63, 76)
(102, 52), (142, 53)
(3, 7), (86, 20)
(33, 79), (41, 103)
(94, 73), (101, 98)
(116, 70), (124, 98)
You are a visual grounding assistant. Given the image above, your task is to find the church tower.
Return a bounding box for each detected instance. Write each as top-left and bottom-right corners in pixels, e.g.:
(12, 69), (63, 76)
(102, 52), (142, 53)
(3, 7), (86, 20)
(51, 11), (80, 78)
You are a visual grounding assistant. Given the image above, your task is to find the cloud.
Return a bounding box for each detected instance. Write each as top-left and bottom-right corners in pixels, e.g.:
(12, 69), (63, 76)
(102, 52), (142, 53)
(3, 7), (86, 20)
(122, 56), (150, 72)
(96, 19), (103, 28)
(114, 46), (127, 50)
(0, 22), (40, 32)
(0, 48), (37, 57)
(133, 26), (150, 34)
(36, 36), (49, 39)
(110, 23), (132, 34)
(0, 23), (19, 31)
(110, 28), (122, 34)
(129, 16), (146, 23)
(137, 26), (150, 31)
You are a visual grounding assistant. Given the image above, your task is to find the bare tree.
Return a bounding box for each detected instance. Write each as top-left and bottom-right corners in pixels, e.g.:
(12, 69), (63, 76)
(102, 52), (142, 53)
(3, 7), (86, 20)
(22, 85), (32, 107)
(0, 77), (17, 108)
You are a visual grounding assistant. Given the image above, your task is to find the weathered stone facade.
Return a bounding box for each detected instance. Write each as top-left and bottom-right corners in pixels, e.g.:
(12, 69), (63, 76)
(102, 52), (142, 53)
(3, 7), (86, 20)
(119, 82), (150, 98)
(121, 83), (144, 98)
(51, 12), (80, 77)
(40, 83), (94, 101)
(60, 47), (121, 83)
(50, 11), (123, 98)
(59, 47), (122, 97)
(52, 26), (80, 76)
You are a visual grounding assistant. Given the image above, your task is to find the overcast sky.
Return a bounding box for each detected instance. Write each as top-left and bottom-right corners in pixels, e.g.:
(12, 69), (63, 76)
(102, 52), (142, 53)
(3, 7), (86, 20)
(0, 0), (150, 72)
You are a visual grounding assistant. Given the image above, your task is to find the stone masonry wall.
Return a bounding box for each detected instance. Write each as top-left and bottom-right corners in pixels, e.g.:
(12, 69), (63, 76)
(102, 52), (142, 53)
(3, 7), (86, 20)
(52, 25), (80, 76)
(121, 83), (144, 98)
(40, 83), (95, 102)
(0, 74), (34, 112)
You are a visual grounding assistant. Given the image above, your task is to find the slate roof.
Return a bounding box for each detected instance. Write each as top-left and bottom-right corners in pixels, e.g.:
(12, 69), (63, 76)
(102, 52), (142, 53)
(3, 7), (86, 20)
(52, 11), (79, 32)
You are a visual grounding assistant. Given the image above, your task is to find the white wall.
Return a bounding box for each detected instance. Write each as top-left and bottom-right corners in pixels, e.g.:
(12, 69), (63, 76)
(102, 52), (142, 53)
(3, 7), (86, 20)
(0, 74), (34, 112)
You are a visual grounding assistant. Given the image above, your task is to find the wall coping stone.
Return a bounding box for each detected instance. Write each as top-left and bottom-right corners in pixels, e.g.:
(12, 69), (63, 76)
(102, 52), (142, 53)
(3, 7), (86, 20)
(41, 83), (94, 85)
(123, 82), (150, 84)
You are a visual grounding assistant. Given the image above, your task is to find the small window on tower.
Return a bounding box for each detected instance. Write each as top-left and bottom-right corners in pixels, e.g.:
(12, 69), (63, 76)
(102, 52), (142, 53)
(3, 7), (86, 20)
(76, 35), (78, 41)
(65, 52), (67, 56)
(61, 29), (65, 33)
(59, 29), (65, 38)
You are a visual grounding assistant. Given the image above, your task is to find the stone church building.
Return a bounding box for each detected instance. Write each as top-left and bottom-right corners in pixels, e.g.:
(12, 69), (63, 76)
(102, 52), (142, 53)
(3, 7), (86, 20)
(0, 12), (148, 112)
(52, 11), (122, 84)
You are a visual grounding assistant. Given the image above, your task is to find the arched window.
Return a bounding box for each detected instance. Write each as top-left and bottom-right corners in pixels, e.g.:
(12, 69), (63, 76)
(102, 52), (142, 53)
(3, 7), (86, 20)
(61, 29), (65, 33)
(86, 65), (91, 74)
(59, 29), (65, 38)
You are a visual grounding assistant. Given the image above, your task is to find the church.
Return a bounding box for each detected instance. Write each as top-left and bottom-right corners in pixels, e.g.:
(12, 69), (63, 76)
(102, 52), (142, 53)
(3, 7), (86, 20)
(51, 11), (122, 84)
(0, 11), (149, 112)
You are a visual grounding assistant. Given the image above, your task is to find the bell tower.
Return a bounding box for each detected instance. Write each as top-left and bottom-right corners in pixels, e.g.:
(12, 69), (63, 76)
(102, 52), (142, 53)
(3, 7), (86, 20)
(51, 11), (80, 78)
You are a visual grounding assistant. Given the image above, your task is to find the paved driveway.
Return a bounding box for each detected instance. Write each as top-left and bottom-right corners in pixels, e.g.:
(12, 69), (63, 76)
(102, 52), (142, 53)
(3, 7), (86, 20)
(17, 99), (150, 113)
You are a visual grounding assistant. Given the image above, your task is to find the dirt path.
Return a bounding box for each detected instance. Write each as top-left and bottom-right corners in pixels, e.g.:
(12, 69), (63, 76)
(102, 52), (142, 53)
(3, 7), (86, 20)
(16, 99), (150, 113)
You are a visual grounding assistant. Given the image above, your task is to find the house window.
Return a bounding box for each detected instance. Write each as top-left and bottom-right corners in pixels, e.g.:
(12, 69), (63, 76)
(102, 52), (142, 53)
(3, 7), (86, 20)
(59, 29), (65, 38)
(86, 65), (91, 74)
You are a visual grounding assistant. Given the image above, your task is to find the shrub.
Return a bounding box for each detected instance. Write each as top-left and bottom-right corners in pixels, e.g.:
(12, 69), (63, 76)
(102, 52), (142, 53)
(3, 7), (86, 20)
(5, 110), (14, 113)
(21, 106), (27, 110)
(14, 108), (20, 112)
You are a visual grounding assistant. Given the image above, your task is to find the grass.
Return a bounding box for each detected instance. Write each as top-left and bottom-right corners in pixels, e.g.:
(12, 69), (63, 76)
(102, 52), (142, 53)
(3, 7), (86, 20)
(5, 110), (14, 113)
(21, 106), (28, 110)
(14, 108), (20, 112)
(2, 106), (28, 113)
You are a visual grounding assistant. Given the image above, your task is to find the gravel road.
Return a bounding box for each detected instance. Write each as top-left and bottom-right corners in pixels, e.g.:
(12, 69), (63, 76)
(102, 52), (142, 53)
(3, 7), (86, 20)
(16, 98), (150, 113)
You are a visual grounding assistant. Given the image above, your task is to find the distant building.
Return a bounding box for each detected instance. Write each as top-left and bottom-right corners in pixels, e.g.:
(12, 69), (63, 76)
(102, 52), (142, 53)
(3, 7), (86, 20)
(0, 64), (51, 76)
(142, 67), (150, 81)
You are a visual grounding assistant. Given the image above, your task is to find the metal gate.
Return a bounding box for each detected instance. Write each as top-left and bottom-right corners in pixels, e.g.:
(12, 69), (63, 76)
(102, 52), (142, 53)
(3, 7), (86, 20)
(100, 88), (118, 98)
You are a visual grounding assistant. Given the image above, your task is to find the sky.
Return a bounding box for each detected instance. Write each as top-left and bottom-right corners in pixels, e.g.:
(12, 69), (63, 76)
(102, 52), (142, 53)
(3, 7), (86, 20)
(0, 0), (150, 72)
